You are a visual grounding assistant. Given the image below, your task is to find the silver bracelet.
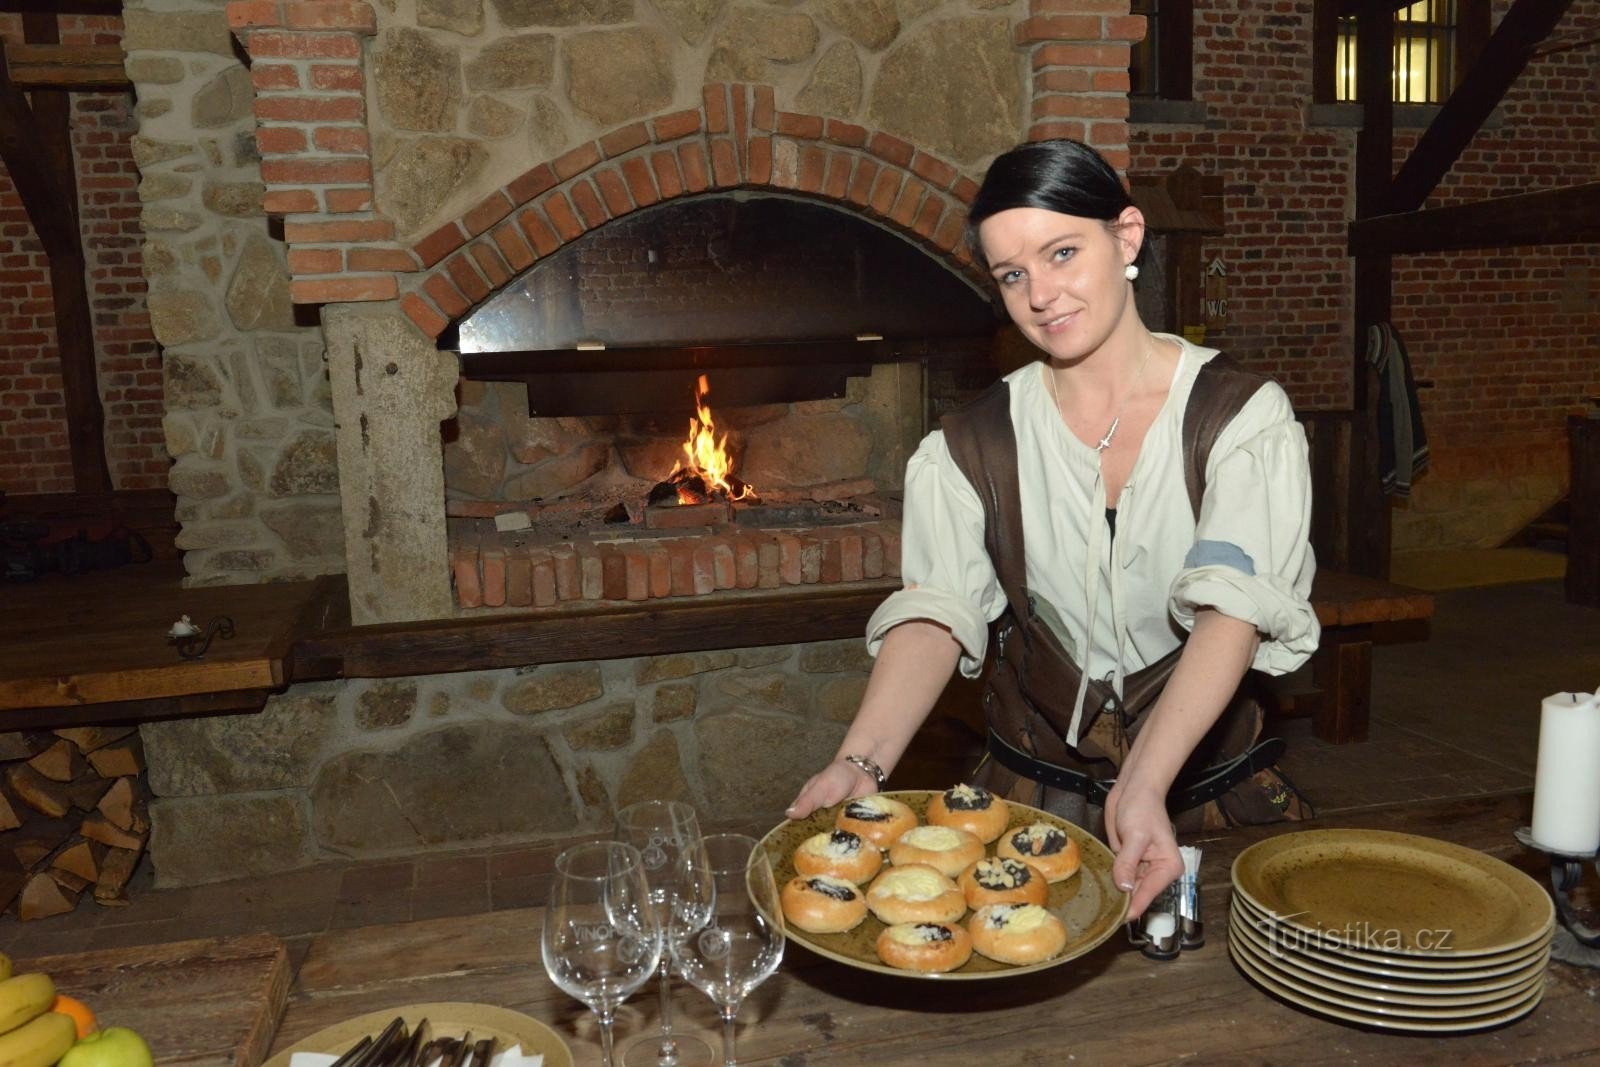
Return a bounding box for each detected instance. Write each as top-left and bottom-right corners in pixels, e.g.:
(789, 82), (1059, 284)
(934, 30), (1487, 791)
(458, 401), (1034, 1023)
(842, 754), (886, 791)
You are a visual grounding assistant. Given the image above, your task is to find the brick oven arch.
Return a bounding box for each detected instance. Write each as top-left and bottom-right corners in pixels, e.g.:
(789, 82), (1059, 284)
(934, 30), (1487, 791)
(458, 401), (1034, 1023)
(398, 84), (988, 341)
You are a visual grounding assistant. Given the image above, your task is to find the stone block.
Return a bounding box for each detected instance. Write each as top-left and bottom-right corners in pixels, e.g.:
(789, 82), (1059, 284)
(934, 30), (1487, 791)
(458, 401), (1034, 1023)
(694, 711), (844, 815)
(799, 639), (872, 674)
(817, 675), (868, 723)
(269, 430), (340, 496)
(145, 688), (338, 796)
(226, 235), (294, 331)
(739, 413), (871, 488)
(421, 0), (484, 35)
(378, 136), (488, 236)
(504, 664), (604, 713)
(713, 670), (804, 715)
(164, 354), (225, 409)
(192, 65), (254, 129)
(493, 0), (632, 27)
(150, 793), (310, 887)
(563, 28), (673, 127)
(373, 28), (462, 133)
(655, 0), (726, 44)
(818, 0), (898, 50)
(149, 289), (220, 347)
(310, 724), (578, 853)
(706, 8), (817, 81)
(618, 730), (693, 808)
(465, 34), (555, 90)
(796, 41), (863, 117)
(637, 651), (735, 683)
(651, 683), (697, 723)
(563, 701), (636, 751)
(866, 15), (1022, 164)
(356, 680), (419, 730)
(467, 95), (524, 138)
(123, 9), (233, 55)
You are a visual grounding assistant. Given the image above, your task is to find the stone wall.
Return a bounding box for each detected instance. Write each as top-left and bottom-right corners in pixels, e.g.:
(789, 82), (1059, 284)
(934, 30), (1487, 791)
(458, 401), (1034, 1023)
(122, 1), (346, 582)
(143, 639), (868, 885)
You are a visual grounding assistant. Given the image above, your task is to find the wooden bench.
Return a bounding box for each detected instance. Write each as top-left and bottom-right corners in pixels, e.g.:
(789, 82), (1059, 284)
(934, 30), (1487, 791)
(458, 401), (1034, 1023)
(1296, 570), (1435, 744)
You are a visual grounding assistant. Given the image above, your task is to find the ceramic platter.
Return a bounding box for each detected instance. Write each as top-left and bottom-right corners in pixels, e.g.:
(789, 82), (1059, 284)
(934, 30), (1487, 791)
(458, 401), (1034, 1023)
(758, 790), (1127, 980)
(262, 1003), (574, 1067)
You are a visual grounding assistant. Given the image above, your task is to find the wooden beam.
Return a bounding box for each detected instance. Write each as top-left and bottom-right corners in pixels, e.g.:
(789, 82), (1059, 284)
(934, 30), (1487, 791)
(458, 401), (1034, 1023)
(291, 583), (899, 680)
(0, 54), (77, 254)
(0, 0), (121, 12)
(1389, 0), (1576, 214)
(14, 15), (110, 492)
(3, 44), (131, 90)
(1350, 182), (1600, 255)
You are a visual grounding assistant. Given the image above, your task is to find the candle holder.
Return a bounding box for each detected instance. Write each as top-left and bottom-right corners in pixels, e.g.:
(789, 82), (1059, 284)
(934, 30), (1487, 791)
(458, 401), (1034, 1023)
(167, 614), (236, 660)
(1513, 826), (1600, 965)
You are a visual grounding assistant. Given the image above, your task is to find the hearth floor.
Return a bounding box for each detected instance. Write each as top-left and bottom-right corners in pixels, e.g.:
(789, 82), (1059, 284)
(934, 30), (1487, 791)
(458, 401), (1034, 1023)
(5, 577), (1594, 965)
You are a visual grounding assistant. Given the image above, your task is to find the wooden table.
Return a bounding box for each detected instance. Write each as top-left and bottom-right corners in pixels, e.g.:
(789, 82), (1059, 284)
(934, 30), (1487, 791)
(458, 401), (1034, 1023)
(20, 933), (290, 1067)
(271, 793), (1599, 1066)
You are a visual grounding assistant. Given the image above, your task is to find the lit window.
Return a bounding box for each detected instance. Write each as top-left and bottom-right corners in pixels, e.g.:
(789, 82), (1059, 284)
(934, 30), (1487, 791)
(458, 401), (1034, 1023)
(1129, 0), (1192, 101)
(1335, 0), (1457, 104)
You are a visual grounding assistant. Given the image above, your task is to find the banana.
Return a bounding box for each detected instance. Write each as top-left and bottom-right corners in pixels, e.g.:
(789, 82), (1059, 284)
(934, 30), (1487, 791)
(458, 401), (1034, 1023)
(0, 956), (10, 983)
(0, 976), (54, 1038)
(0, 1010), (74, 1067)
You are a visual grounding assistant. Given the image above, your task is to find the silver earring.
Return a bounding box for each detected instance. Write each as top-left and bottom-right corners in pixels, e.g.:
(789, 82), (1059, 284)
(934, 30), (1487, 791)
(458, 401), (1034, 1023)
(1124, 264), (1139, 281)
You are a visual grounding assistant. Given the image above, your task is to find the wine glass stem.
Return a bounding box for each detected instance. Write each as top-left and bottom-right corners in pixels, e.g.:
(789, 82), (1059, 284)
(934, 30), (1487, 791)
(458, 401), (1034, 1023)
(719, 1007), (739, 1067)
(656, 960), (677, 1056)
(597, 1008), (619, 1067)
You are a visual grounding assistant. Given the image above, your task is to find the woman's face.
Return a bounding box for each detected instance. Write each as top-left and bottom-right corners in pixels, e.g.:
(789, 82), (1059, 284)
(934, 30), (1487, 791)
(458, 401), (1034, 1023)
(977, 206), (1143, 363)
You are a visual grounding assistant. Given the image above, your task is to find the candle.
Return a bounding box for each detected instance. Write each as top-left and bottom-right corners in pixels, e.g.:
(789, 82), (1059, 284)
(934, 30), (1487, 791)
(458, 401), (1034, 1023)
(1530, 691), (1600, 855)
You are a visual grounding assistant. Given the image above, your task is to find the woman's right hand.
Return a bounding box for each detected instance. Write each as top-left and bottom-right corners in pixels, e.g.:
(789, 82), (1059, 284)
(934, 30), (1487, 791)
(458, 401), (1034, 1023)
(785, 759), (878, 821)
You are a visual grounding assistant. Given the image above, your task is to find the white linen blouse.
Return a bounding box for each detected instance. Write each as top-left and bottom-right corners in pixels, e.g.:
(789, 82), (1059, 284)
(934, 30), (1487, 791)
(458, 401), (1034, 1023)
(865, 337), (1321, 746)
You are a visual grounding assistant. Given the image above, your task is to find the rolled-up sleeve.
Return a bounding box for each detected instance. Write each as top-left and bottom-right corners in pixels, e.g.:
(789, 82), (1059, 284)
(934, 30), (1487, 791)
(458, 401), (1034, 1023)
(866, 431), (1006, 677)
(1168, 385), (1321, 675)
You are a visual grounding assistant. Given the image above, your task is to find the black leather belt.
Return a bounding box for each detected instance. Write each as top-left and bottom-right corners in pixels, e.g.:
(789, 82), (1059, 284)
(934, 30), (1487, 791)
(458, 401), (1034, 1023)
(986, 729), (1288, 813)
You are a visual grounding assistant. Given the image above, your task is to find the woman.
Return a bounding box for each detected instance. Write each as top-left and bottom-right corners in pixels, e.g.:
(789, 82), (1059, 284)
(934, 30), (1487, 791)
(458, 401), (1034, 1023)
(785, 140), (1319, 918)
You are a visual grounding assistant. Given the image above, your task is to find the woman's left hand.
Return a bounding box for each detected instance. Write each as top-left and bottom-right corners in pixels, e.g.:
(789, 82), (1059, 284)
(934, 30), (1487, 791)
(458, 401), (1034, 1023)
(1104, 780), (1183, 920)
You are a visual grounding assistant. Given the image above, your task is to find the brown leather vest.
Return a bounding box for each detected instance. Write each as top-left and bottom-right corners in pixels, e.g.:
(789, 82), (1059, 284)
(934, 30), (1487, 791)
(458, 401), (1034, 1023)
(940, 355), (1270, 804)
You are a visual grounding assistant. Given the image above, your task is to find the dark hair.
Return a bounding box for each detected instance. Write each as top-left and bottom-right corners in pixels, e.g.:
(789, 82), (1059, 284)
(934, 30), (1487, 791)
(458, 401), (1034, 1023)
(965, 139), (1136, 268)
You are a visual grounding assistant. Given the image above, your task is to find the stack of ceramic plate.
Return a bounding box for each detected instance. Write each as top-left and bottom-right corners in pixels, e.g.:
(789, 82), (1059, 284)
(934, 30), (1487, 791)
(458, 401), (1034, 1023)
(1228, 829), (1555, 1032)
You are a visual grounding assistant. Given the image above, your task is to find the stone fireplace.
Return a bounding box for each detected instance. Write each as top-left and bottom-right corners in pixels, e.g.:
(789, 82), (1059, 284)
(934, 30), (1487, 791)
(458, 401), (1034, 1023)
(116, 0), (1143, 883)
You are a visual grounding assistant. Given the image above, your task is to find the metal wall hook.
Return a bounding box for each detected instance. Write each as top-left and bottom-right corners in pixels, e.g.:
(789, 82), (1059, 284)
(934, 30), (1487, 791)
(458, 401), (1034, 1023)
(169, 615), (236, 660)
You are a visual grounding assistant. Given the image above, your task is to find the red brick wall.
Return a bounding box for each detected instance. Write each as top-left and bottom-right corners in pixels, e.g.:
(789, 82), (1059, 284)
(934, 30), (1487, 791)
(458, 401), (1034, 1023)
(1132, 0), (1600, 546)
(0, 14), (163, 495)
(1390, 0), (1600, 487)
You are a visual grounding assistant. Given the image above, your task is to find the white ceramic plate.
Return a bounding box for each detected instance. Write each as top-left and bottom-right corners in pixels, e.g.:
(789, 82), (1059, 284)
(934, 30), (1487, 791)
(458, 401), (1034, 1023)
(263, 1003), (574, 1067)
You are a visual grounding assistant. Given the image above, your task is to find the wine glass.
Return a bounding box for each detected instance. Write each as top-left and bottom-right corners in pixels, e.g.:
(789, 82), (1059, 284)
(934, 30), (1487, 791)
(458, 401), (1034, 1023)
(672, 834), (785, 1067)
(614, 800), (716, 1067)
(542, 841), (663, 1067)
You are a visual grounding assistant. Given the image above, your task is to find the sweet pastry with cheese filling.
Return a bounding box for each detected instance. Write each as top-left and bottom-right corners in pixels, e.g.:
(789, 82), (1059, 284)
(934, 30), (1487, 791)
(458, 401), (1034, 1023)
(888, 824), (984, 878)
(957, 856), (1049, 909)
(834, 794), (917, 849)
(875, 921), (973, 973)
(968, 902), (1068, 965)
(926, 783), (1009, 843)
(793, 828), (883, 884)
(996, 821), (1082, 882)
(865, 863), (966, 925)
(780, 874), (868, 934)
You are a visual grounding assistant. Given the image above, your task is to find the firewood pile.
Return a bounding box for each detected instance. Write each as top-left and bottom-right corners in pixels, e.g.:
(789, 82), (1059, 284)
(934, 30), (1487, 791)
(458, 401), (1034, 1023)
(0, 727), (147, 920)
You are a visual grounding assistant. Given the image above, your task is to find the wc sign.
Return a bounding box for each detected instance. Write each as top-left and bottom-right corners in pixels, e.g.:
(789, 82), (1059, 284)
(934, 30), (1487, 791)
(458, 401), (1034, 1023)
(1204, 257), (1227, 331)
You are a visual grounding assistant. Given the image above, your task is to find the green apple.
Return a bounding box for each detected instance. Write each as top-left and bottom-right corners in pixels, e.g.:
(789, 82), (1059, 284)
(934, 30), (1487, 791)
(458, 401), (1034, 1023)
(58, 1027), (154, 1067)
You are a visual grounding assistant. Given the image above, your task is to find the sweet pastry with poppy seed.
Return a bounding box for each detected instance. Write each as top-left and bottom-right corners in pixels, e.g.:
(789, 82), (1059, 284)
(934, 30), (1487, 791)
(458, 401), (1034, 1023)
(968, 902), (1068, 965)
(996, 821), (1082, 882)
(957, 855), (1049, 909)
(780, 874), (868, 933)
(835, 795), (917, 849)
(875, 921), (973, 973)
(926, 783), (1009, 843)
(793, 828), (883, 884)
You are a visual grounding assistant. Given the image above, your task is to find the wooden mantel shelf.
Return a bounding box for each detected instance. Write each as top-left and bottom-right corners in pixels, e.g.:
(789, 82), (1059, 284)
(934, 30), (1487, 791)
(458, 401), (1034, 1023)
(0, 561), (345, 727)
